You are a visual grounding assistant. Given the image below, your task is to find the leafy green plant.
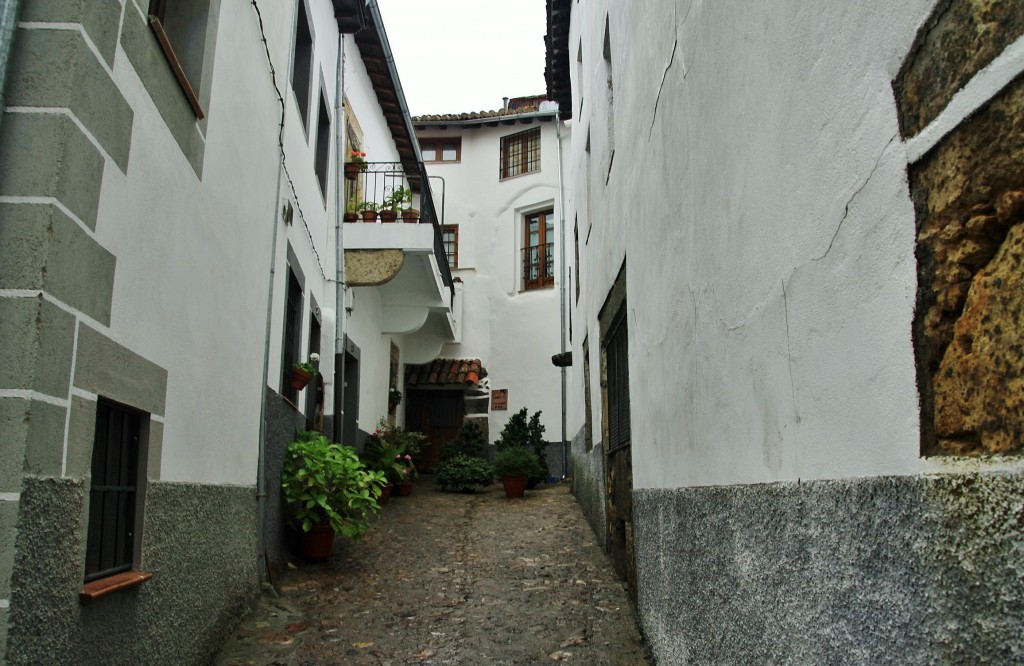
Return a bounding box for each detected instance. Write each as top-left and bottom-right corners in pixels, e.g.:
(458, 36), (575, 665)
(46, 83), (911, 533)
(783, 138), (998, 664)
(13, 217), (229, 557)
(436, 454), (495, 492)
(359, 201), (380, 213)
(494, 446), (546, 482)
(363, 419), (425, 482)
(293, 352), (320, 375)
(384, 186), (412, 211)
(281, 434), (385, 541)
(360, 435), (406, 485)
(440, 420), (488, 462)
(495, 408), (548, 484)
(388, 387), (403, 406)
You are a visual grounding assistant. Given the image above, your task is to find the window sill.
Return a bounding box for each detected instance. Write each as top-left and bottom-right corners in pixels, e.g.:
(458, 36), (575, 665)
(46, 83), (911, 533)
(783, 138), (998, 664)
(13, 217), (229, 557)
(80, 570), (153, 603)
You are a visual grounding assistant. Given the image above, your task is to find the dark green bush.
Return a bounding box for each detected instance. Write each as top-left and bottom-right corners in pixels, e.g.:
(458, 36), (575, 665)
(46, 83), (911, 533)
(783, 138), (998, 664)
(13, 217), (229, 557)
(435, 454), (495, 492)
(493, 446), (546, 483)
(440, 419), (488, 461)
(495, 408), (548, 484)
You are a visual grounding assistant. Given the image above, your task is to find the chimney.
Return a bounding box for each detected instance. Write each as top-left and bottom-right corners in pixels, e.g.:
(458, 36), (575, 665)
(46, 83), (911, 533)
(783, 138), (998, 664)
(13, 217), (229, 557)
(502, 96), (509, 110)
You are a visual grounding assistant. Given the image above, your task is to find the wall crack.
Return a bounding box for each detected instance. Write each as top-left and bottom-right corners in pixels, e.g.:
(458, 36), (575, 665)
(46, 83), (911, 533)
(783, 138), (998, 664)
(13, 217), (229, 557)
(814, 133), (898, 262)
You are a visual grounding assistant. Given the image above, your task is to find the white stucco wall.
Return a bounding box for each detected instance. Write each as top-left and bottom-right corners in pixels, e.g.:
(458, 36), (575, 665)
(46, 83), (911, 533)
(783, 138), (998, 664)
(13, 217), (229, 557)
(563, 0), (1024, 490)
(99, 1), (289, 484)
(418, 118), (566, 441)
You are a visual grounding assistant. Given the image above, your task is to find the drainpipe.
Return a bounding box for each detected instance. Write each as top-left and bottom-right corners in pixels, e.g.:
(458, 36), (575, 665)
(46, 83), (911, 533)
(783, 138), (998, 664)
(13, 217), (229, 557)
(555, 110), (568, 478)
(256, 0), (299, 582)
(0, 0), (22, 134)
(333, 32), (347, 443)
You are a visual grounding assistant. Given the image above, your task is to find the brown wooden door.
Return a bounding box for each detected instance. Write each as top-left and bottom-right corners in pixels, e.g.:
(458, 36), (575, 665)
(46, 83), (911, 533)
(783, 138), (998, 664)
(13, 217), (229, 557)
(406, 390), (464, 472)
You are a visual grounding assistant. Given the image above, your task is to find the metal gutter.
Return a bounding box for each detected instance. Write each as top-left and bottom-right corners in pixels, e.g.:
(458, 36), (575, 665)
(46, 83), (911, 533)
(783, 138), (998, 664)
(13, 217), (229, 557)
(413, 109), (560, 128)
(556, 110), (568, 479)
(333, 32), (347, 445)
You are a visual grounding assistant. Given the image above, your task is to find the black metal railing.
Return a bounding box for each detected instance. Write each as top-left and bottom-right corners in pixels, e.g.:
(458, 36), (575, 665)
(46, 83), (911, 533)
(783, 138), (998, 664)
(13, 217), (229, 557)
(344, 161), (453, 301)
(522, 242), (554, 290)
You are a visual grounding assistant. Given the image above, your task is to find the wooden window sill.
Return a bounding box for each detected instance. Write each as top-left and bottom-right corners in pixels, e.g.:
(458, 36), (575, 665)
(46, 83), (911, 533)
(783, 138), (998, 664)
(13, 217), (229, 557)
(80, 570), (153, 603)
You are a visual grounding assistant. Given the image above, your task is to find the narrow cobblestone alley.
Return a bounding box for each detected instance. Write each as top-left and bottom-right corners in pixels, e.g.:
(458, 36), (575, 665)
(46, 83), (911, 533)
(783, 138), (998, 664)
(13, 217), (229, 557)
(215, 479), (651, 665)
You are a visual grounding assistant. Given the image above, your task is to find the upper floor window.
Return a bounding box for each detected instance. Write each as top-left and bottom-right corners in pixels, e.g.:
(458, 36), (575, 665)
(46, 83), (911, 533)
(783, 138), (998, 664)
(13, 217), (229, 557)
(523, 209), (554, 290)
(421, 138), (461, 162)
(500, 127), (540, 179)
(442, 225), (459, 268)
(314, 89), (331, 200)
(148, 0), (211, 118)
(291, 0), (314, 133)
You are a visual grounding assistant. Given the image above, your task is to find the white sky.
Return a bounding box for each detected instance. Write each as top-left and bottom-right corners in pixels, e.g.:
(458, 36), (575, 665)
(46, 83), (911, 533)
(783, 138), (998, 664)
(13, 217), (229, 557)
(375, 0), (548, 116)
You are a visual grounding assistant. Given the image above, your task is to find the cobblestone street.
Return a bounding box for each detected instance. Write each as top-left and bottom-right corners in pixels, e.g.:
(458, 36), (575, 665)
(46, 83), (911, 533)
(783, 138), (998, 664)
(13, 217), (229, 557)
(215, 479), (651, 665)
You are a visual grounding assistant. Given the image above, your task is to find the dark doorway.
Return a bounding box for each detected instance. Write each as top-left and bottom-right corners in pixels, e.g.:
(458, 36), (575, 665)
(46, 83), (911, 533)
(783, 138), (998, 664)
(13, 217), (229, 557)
(341, 350), (360, 447)
(304, 315), (322, 431)
(406, 390), (464, 472)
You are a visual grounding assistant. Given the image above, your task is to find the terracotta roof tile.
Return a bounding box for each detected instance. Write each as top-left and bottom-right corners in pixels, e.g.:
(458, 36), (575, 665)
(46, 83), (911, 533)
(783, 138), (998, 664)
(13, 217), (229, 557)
(405, 358), (485, 387)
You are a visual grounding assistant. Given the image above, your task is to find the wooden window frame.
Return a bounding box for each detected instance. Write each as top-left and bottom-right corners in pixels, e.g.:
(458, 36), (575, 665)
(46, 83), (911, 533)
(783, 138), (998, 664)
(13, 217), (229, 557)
(523, 209), (554, 290)
(442, 224), (459, 268)
(282, 268), (304, 404)
(420, 137), (462, 163)
(148, 0), (207, 119)
(500, 127), (541, 179)
(291, 0), (315, 134)
(314, 89), (331, 200)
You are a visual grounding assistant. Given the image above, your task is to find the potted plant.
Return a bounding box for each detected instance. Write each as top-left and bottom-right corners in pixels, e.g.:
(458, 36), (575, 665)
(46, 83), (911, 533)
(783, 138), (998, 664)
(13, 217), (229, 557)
(401, 205), (420, 224)
(380, 187), (410, 223)
(360, 429), (405, 505)
(344, 193), (359, 223)
(290, 353), (319, 390)
(388, 387), (402, 412)
(359, 201), (379, 223)
(493, 446), (545, 498)
(281, 432), (386, 560)
(345, 150), (366, 180)
(394, 453), (417, 496)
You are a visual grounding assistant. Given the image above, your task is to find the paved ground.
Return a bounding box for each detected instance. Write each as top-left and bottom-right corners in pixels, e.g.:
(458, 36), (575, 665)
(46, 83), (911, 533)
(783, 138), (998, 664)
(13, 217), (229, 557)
(214, 478), (651, 665)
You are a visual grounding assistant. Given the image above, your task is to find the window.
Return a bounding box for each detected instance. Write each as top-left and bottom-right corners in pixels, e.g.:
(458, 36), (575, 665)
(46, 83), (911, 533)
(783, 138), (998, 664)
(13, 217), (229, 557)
(500, 127), (540, 179)
(420, 138), (461, 162)
(314, 90), (331, 198)
(282, 268), (303, 403)
(85, 399), (145, 581)
(148, 0), (211, 118)
(523, 209), (554, 290)
(604, 307), (630, 452)
(291, 1), (314, 132)
(574, 218), (581, 303)
(442, 225), (459, 268)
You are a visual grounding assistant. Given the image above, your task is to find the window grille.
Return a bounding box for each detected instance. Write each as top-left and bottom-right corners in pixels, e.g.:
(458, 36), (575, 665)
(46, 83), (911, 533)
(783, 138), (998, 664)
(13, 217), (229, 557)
(500, 127), (541, 179)
(85, 399), (142, 581)
(605, 309), (631, 452)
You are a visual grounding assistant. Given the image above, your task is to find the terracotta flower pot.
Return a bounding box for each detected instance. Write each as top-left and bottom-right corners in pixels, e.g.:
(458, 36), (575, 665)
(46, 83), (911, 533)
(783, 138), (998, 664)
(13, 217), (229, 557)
(361, 211), (379, 223)
(344, 162), (361, 181)
(301, 524), (335, 561)
(344, 212), (359, 223)
(402, 209), (420, 224)
(398, 479), (413, 497)
(501, 475), (527, 498)
(290, 367), (313, 390)
(378, 483), (393, 506)
(379, 210), (398, 223)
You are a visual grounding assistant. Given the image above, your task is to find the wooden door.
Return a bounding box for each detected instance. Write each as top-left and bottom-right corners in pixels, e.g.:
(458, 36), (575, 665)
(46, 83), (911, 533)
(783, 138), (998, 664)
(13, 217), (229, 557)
(406, 390), (464, 472)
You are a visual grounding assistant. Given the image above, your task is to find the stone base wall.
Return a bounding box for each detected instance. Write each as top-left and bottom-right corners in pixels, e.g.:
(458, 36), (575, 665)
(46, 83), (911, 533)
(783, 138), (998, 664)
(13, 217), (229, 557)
(262, 389), (307, 577)
(6, 477), (258, 665)
(570, 427), (607, 550)
(634, 472), (1024, 664)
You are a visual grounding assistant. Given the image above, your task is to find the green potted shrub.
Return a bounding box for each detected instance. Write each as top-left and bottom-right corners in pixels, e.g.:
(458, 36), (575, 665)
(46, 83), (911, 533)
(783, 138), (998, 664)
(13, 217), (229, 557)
(439, 420), (488, 462)
(344, 193), (360, 223)
(281, 432), (386, 560)
(290, 353), (319, 390)
(493, 446), (545, 498)
(436, 454), (495, 492)
(495, 408), (549, 486)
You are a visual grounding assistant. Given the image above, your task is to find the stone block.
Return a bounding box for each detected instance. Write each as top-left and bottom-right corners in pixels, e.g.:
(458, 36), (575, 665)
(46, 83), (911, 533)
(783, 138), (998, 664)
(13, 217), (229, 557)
(73, 325), (168, 417)
(22, 400), (68, 478)
(18, 0), (123, 65)
(0, 297), (75, 397)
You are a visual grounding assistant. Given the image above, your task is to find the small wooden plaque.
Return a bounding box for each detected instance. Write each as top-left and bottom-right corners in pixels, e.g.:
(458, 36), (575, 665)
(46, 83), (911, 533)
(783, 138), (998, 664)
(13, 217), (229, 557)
(491, 389), (508, 410)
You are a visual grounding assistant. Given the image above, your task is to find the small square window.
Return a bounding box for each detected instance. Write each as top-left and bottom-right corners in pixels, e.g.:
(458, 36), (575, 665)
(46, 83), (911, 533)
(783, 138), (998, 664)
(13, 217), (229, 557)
(421, 138), (461, 163)
(500, 127), (540, 179)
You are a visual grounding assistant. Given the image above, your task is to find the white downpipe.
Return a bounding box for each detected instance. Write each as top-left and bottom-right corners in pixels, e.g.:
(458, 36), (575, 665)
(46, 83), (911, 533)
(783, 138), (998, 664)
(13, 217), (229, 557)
(556, 111), (568, 478)
(333, 32), (347, 443)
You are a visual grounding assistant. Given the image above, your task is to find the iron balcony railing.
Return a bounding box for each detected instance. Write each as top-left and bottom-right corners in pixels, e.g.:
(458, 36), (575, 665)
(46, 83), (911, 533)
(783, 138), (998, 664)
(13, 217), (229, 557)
(522, 242), (555, 290)
(345, 161), (453, 302)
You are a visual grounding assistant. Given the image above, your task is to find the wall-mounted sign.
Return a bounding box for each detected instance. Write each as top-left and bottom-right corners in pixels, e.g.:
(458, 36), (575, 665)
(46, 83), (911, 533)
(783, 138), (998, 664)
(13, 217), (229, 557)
(491, 389), (508, 411)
